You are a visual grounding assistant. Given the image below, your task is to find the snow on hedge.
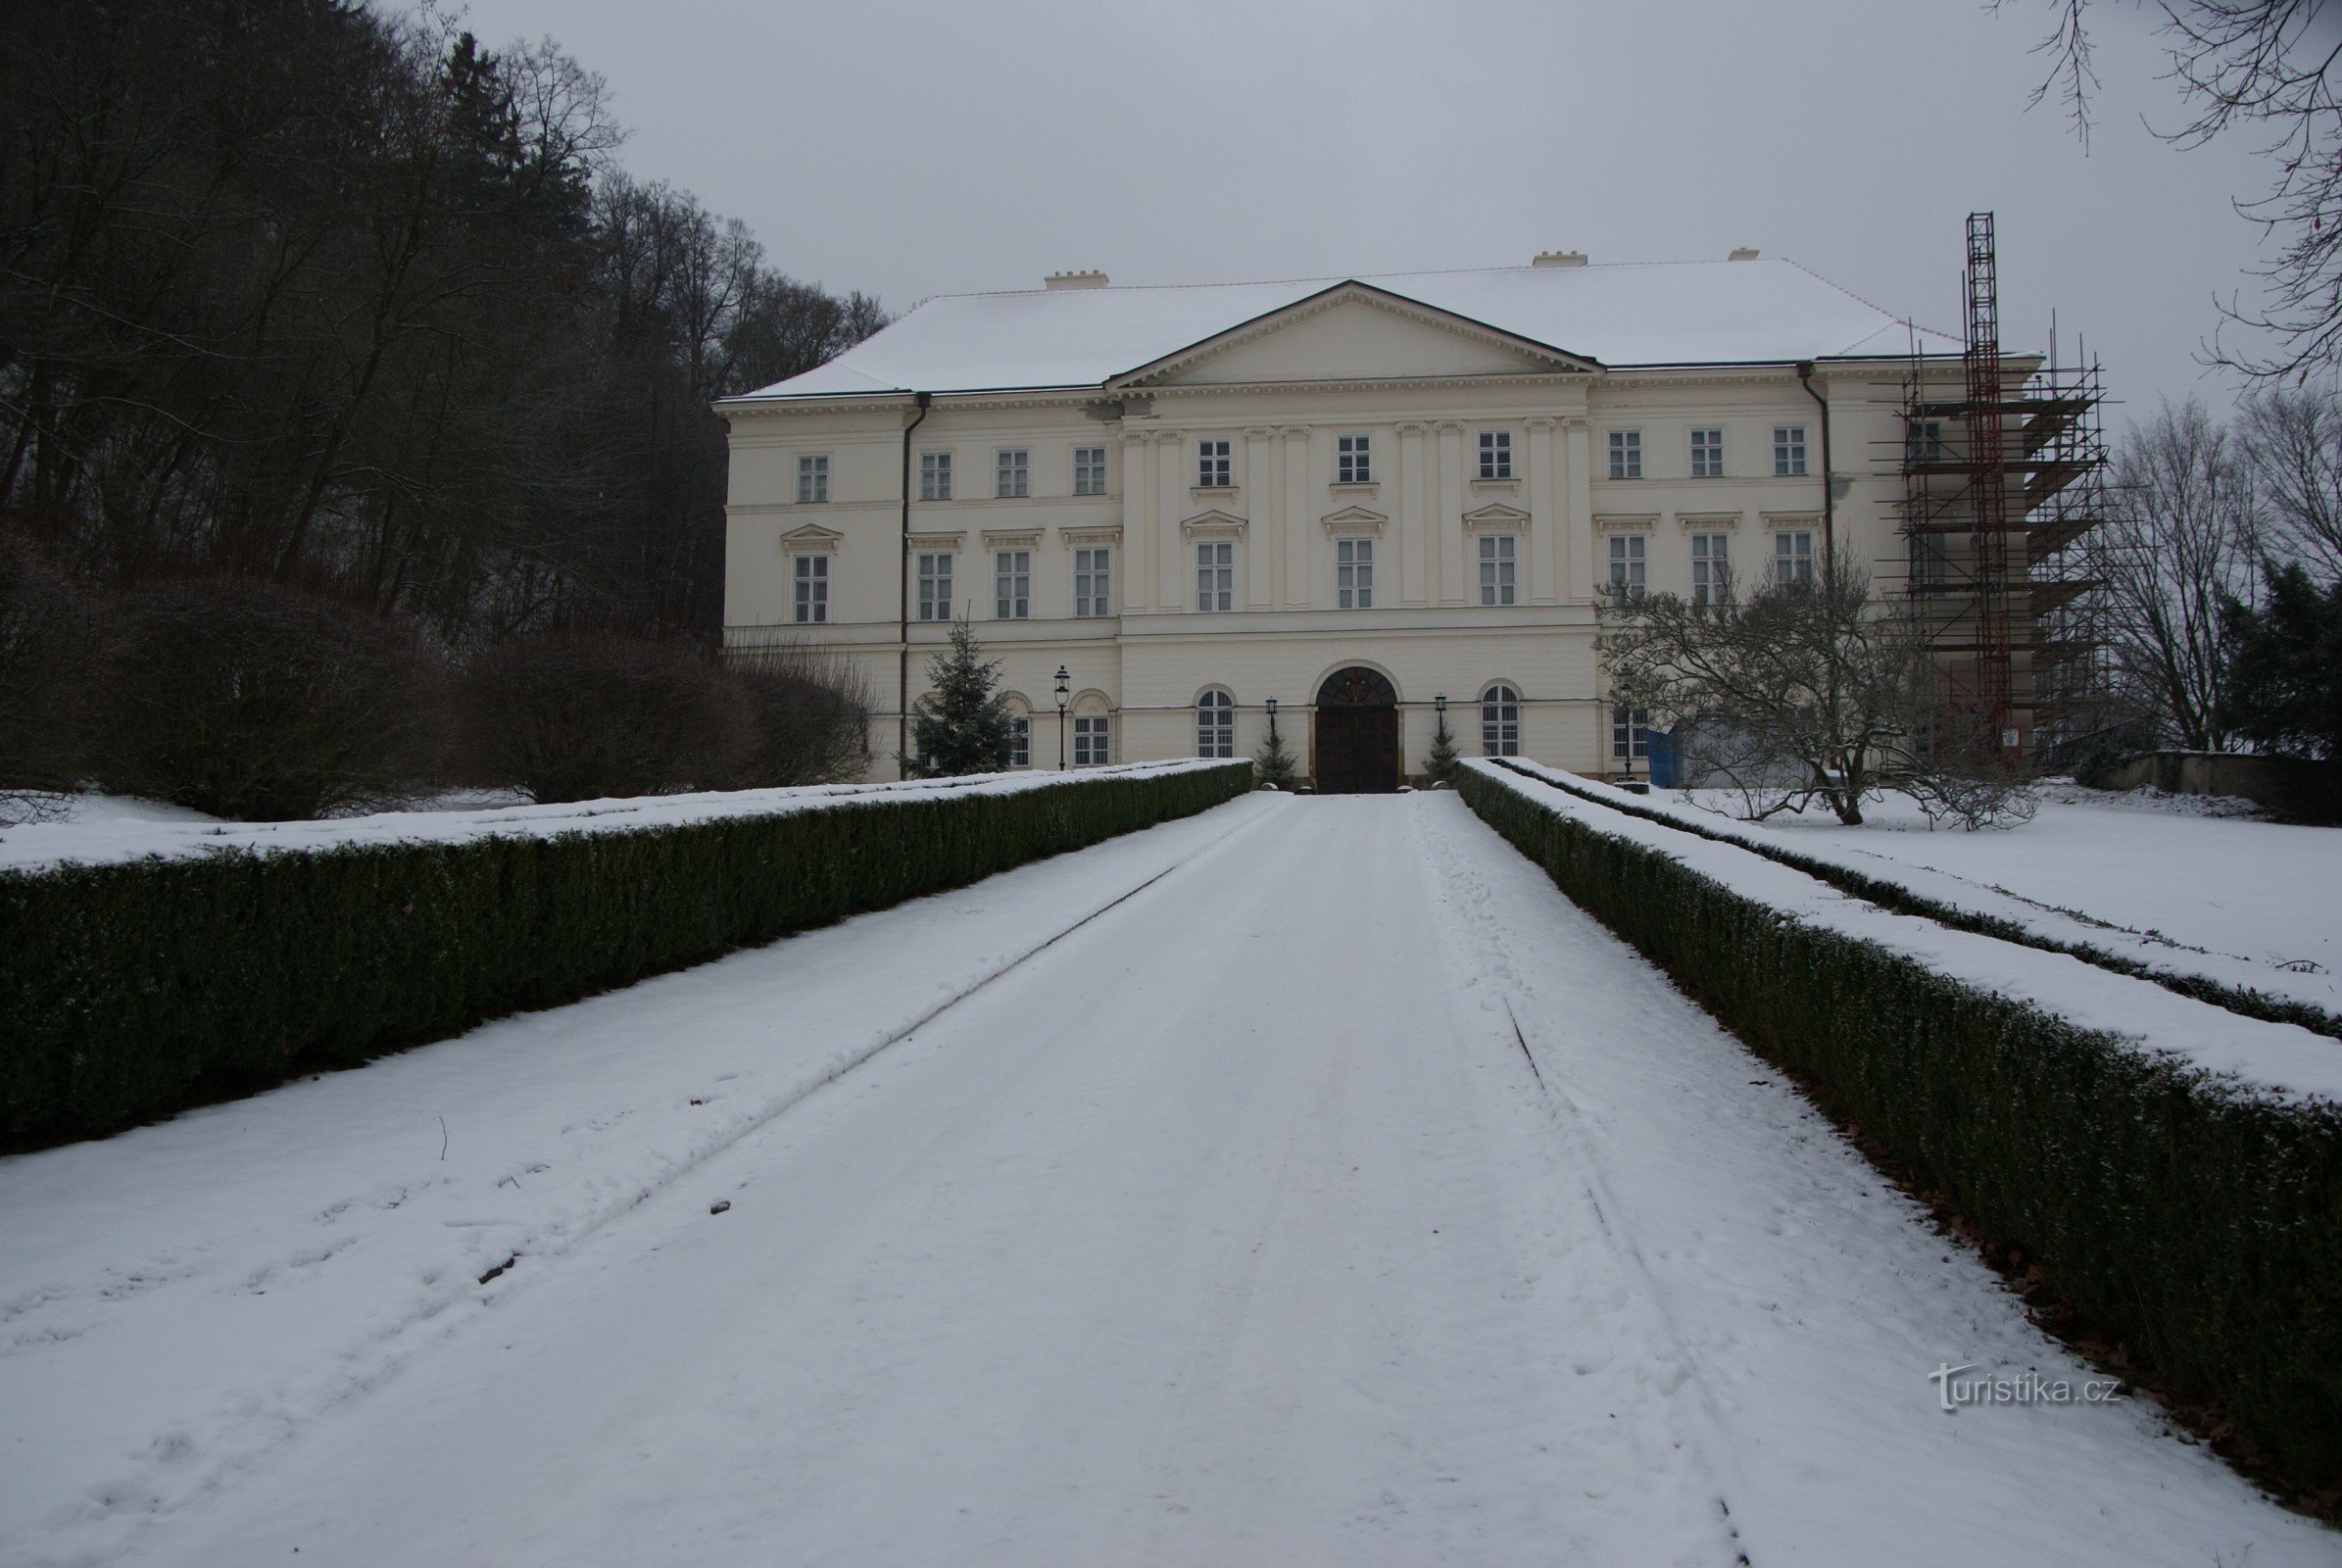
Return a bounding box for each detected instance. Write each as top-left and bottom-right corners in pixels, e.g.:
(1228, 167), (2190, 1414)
(1467, 760), (2342, 1102)
(1503, 759), (2342, 1026)
(0, 760), (1233, 874)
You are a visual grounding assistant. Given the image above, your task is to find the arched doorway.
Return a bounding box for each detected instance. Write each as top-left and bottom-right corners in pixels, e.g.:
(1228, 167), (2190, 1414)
(1313, 666), (1399, 794)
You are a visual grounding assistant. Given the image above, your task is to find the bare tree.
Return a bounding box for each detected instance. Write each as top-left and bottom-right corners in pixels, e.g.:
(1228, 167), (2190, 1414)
(1598, 549), (2034, 828)
(2238, 382), (2342, 576)
(2009, 0), (2342, 378)
(2084, 399), (2264, 748)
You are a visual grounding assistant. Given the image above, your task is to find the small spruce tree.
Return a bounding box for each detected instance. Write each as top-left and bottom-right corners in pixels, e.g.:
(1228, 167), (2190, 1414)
(1423, 709), (1461, 785)
(908, 613), (1014, 776)
(1253, 716), (1297, 789)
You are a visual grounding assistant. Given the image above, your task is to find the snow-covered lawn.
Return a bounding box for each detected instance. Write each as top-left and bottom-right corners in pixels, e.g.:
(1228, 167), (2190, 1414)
(0, 760), (1224, 873)
(1569, 771), (2342, 1019)
(1, 794), (2328, 1565)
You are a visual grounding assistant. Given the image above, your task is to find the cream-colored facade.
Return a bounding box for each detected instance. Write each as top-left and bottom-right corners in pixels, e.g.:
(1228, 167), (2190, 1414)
(718, 258), (1968, 787)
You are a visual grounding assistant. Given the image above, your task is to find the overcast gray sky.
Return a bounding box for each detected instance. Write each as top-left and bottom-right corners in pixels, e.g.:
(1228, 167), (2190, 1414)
(438, 0), (2283, 421)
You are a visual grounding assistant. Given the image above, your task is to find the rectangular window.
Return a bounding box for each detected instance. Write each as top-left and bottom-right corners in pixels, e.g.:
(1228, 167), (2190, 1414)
(1775, 529), (1815, 586)
(1612, 705), (1649, 761)
(1478, 534), (1517, 606)
(1336, 537), (1375, 609)
(1008, 714), (1030, 768)
(1337, 434), (1373, 484)
(996, 449), (1029, 498)
(1074, 547), (1112, 617)
(797, 455), (829, 505)
(994, 549), (1030, 618)
(1690, 427), (1725, 478)
(1773, 424), (1808, 477)
(1907, 419), (1945, 465)
(1606, 534), (1646, 601)
(1195, 540), (1233, 612)
(1073, 445), (1107, 496)
(1908, 530), (1948, 587)
(1196, 438), (1232, 488)
(915, 552), (953, 621)
(919, 451), (952, 501)
(1073, 713), (1109, 766)
(1690, 532), (1730, 606)
(793, 554), (829, 623)
(1607, 429), (1642, 479)
(1478, 429), (1513, 479)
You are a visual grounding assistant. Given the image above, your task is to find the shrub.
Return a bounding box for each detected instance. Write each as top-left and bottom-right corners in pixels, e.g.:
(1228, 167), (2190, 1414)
(1456, 761), (2342, 1490)
(86, 576), (434, 820)
(0, 762), (1251, 1148)
(720, 642), (873, 787)
(457, 633), (748, 803)
(0, 532), (92, 821)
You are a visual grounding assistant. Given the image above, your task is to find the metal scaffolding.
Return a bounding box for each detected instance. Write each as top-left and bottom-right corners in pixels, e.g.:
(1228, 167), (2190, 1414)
(1882, 212), (2110, 762)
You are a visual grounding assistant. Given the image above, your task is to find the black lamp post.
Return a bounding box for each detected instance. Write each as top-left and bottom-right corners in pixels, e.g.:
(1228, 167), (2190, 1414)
(1434, 693), (1447, 717)
(1263, 695), (1279, 743)
(1054, 665), (1070, 769)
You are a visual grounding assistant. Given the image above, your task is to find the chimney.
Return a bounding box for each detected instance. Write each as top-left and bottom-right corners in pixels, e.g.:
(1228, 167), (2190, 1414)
(1729, 247), (1760, 261)
(1045, 270), (1109, 290)
(1533, 250), (1588, 268)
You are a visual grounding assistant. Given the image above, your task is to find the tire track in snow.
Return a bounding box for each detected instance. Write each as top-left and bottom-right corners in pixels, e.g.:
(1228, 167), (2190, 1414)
(17, 795), (1292, 1566)
(1412, 800), (1763, 1567)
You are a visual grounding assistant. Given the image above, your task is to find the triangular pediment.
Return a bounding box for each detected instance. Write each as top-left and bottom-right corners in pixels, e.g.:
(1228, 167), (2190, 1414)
(1320, 504), (1390, 533)
(1115, 281), (1600, 390)
(1463, 501), (1532, 528)
(779, 522), (843, 549)
(1179, 508), (1248, 535)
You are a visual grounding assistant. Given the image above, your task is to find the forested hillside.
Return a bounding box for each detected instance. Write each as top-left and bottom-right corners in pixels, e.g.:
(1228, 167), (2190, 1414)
(0, 0), (880, 639)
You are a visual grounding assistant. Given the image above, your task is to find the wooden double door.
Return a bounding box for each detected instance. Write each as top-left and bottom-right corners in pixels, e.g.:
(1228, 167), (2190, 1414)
(1312, 666), (1400, 794)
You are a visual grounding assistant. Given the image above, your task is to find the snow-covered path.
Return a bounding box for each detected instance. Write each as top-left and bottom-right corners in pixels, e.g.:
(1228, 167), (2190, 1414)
(6, 795), (2331, 1565)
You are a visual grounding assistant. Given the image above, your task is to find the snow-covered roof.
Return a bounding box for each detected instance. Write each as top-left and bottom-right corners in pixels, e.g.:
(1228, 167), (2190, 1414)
(730, 258), (1964, 404)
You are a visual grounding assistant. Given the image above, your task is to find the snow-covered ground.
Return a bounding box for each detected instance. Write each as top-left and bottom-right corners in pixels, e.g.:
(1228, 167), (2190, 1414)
(2, 794), (2329, 1565)
(1538, 768), (2342, 1019)
(0, 761), (1225, 873)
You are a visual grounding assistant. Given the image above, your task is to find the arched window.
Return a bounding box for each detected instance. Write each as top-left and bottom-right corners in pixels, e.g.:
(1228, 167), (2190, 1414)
(1481, 683), (1520, 757)
(1195, 689), (1235, 759)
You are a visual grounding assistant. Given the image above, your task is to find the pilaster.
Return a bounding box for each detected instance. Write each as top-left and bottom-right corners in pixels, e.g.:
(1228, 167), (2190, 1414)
(1565, 417), (1594, 602)
(1122, 430), (1151, 612)
(1436, 422), (1465, 605)
(1281, 426), (1311, 609)
(1527, 416), (1559, 606)
(1397, 421), (1429, 607)
(1155, 430), (1185, 612)
(1244, 426), (1275, 609)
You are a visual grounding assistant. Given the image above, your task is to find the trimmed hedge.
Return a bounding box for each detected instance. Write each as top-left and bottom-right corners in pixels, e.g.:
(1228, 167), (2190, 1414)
(0, 763), (1251, 1146)
(1501, 760), (2342, 1041)
(1457, 761), (2342, 1487)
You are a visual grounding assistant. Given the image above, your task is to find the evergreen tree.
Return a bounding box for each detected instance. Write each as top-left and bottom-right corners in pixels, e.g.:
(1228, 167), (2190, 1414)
(1424, 710), (1461, 785)
(908, 614), (1014, 775)
(2221, 563), (2342, 761)
(1253, 715), (1297, 789)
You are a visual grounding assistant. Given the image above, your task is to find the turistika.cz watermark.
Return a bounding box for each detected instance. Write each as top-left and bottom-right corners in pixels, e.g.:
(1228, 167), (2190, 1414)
(1928, 1363), (2124, 1411)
